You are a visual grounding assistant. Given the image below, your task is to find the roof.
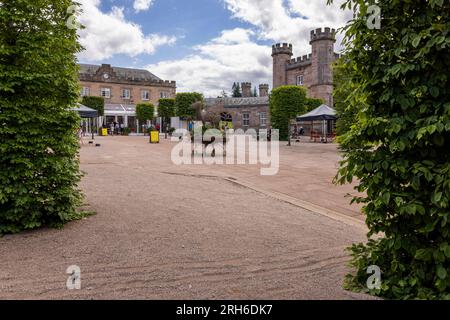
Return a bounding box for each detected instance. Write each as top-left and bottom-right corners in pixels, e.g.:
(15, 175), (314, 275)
(205, 96), (269, 108)
(70, 103), (98, 118)
(297, 104), (337, 121)
(79, 64), (161, 82)
(104, 104), (136, 115)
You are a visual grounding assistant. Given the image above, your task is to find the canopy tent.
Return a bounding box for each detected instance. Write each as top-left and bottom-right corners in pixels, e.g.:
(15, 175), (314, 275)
(296, 104), (337, 122)
(70, 103), (98, 140)
(70, 103), (98, 118)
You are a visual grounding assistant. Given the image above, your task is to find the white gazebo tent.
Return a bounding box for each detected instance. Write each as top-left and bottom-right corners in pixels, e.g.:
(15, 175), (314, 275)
(296, 104), (337, 142)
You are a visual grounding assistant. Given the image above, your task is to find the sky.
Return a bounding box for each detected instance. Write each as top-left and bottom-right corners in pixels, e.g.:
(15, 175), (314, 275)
(76, 0), (353, 97)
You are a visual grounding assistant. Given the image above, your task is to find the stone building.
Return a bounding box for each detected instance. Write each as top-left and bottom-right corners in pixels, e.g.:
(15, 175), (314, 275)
(78, 63), (176, 133)
(204, 84), (270, 130)
(272, 27), (339, 106)
(204, 27), (338, 131)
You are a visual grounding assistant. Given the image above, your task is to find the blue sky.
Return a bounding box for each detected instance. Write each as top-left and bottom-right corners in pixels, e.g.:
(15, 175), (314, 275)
(77, 0), (351, 97)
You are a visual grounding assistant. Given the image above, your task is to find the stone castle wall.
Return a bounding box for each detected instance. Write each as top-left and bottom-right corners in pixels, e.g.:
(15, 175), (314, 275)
(272, 27), (337, 106)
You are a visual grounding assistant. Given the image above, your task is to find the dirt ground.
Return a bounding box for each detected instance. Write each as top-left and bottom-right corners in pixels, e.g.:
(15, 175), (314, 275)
(0, 135), (373, 299)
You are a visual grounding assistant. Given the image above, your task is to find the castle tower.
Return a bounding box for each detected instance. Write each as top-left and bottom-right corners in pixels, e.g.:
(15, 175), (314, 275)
(241, 82), (252, 97)
(309, 27), (336, 106)
(259, 84), (269, 97)
(272, 43), (293, 89)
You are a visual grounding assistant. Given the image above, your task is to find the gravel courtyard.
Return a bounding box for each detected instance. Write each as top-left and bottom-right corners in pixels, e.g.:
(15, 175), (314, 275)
(0, 136), (373, 299)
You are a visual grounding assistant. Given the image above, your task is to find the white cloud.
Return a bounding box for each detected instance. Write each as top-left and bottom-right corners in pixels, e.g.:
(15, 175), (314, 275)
(147, 28), (272, 97)
(77, 0), (175, 61)
(133, 0), (154, 12)
(223, 0), (352, 55)
(146, 0), (352, 97)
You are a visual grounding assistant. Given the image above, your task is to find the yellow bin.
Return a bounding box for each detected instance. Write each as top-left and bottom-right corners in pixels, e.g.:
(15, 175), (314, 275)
(102, 128), (108, 136)
(150, 131), (159, 143)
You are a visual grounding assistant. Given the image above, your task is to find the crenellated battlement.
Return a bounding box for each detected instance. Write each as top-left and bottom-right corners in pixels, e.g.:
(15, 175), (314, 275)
(272, 43), (293, 56)
(287, 54), (312, 66)
(310, 27), (336, 43)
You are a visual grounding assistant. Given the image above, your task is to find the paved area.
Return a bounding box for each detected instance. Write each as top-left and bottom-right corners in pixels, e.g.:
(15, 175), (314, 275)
(0, 136), (372, 299)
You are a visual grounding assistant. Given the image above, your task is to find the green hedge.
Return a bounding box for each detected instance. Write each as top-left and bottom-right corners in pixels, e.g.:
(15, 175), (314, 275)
(175, 92), (203, 118)
(269, 86), (307, 140)
(81, 96), (105, 116)
(0, 0), (83, 233)
(331, 0), (450, 299)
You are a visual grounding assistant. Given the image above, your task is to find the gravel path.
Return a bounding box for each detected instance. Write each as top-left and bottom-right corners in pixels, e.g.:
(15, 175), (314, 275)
(0, 136), (373, 299)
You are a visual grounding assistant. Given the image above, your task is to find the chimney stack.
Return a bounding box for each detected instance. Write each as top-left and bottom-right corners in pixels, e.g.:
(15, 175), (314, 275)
(241, 82), (252, 97)
(259, 84), (269, 97)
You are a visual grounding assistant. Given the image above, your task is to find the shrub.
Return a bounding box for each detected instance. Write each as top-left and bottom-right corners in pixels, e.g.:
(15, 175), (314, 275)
(136, 103), (155, 125)
(0, 0), (83, 233)
(175, 92), (203, 118)
(331, 0), (450, 299)
(269, 85), (307, 140)
(81, 96), (105, 116)
(158, 98), (176, 132)
(305, 98), (324, 113)
(122, 127), (131, 136)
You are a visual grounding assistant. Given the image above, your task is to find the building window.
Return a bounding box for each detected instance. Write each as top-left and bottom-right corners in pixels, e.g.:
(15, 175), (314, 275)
(160, 92), (169, 99)
(122, 89), (131, 99)
(101, 88), (111, 99)
(297, 75), (304, 86)
(81, 87), (90, 97)
(141, 90), (150, 101)
(243, 113), (250, 127)
(260, 112), (267, 126)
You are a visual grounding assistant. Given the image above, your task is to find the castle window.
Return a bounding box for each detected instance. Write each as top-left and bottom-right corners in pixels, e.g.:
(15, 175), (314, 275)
(160, 92), (169, 99)
(260, 112), (267, 126)
(81, 87), (90, 97)
(122, 89), (131, 99)
(100, 88), (111, 99)
(297, 75), (304, 86)
(243, 113), (250, 127)
(141, 90), (150, 100)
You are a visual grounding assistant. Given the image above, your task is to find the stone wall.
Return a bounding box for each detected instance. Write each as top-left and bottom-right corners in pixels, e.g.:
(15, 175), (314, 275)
(79, 81), (176, 106)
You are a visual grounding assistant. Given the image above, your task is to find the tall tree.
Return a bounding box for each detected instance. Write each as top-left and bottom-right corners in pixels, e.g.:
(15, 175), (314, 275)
(253, 86), (258, 97)
(269, 86), (307, 141)
(232, 83), (242, 98)
(0, 0), (83, 233)
(330, 0), (450, 299)
(81, 96), (105, 117)
(158, 98), (175, 132)
(305, 97), (324, 113)
(136, 103), (155, 127)
(174, 92), (203, 118)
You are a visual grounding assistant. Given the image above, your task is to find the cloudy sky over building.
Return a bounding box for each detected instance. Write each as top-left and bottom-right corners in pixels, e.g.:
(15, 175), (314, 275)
(77, 0), (352, 97)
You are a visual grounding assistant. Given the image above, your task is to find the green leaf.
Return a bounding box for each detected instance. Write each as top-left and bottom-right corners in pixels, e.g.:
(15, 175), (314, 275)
(381, 192), (391, 205)
(415, 249), (432, 261)
(437, 266), (447, 280)
(434, 192), (443, 203)
(429, 87), (439, 98)
(412, 36), (421, 48)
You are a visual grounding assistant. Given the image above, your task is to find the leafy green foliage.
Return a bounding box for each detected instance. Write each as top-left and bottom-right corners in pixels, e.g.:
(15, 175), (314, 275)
(305, 97), (324, 113)
(175, 92), (203, 118)
(136, 103), (155, 123)
(158, 98), (175, 132)
(81, 96), (105, 116)
(333, 57), (361, 136)
(269, 85), (307, 140)
(158, 98), (175, 119)
(0, 0), (83, 233)
(330, 0), (450, 299)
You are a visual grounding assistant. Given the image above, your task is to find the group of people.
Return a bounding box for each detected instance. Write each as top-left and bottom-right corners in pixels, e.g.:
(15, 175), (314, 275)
(109, 122), (124, 135)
